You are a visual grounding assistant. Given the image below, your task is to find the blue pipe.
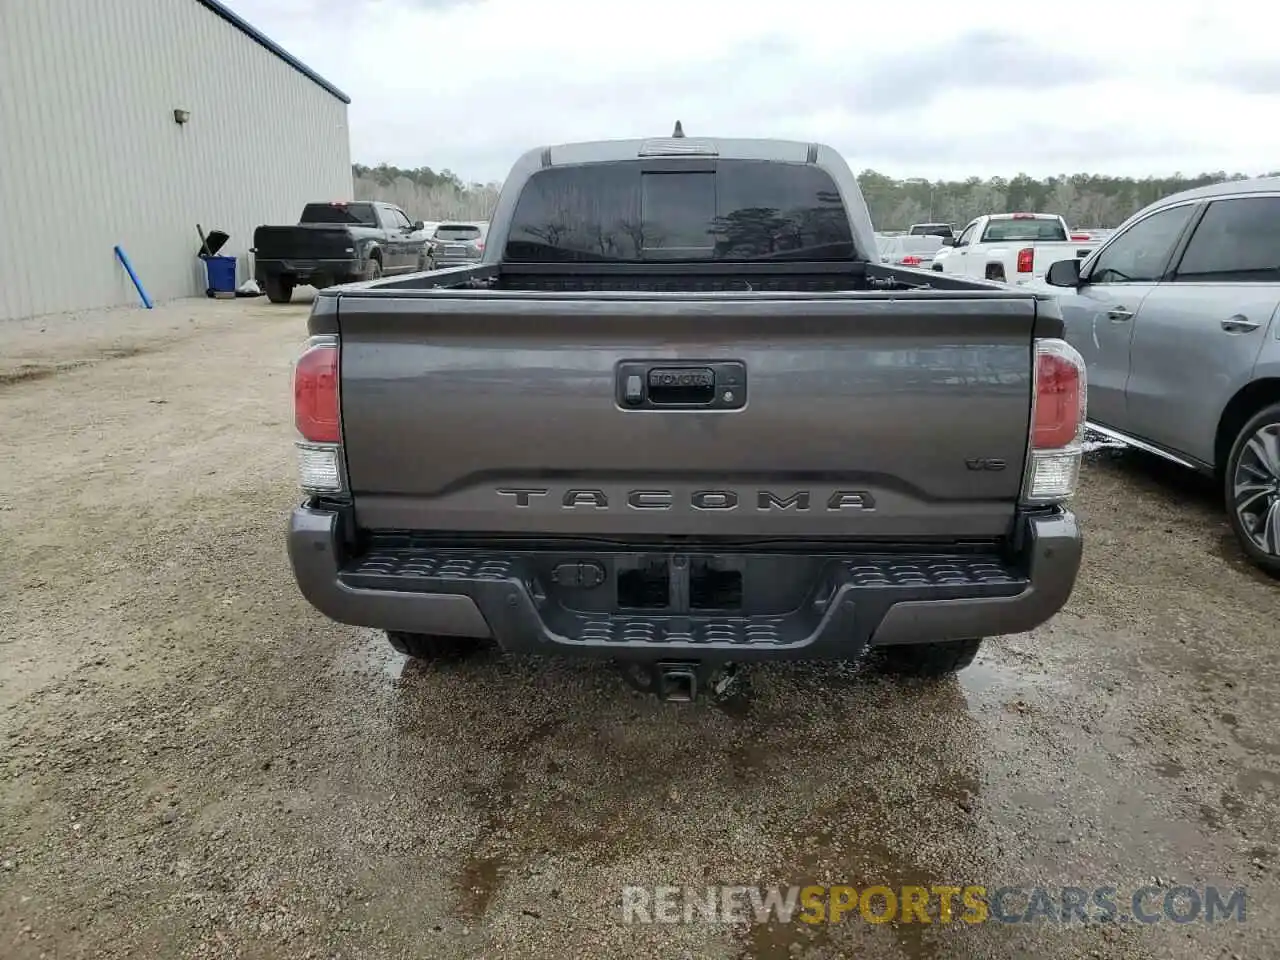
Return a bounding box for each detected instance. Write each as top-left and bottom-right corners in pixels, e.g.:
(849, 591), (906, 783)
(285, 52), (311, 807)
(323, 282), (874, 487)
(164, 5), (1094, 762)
(113, 245), (153, 309)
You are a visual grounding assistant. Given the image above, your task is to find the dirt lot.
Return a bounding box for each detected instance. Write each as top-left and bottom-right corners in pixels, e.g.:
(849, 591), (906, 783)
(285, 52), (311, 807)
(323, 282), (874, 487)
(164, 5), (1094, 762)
(2, 296), (1278, 960)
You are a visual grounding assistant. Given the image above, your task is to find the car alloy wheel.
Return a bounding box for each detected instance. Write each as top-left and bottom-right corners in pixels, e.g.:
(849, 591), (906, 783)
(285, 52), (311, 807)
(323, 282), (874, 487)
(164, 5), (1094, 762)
(1232, 420), (1280, 556)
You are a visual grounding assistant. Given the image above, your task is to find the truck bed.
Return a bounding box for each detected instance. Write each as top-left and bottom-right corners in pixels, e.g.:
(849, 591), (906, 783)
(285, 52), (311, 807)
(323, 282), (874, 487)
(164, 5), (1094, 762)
(369, 259), (1004, 294)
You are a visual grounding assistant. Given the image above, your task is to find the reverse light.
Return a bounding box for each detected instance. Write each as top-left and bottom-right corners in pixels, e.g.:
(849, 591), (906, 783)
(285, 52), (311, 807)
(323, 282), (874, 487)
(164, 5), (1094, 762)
(1023, 338), (1087, 504)
(292, 336), (345, 494)
(296, 443), (342, 492)
(1016, 247), (1035, 273)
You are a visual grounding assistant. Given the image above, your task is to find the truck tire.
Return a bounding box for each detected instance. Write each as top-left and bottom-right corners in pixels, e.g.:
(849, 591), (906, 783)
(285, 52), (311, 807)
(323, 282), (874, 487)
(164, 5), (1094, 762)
(1224, 401), (1280, 577)
(365, 258), (382, 282)
(386, 630), (482, 661)
(264, 276), (293, 304)
(870, 638), (982, 677)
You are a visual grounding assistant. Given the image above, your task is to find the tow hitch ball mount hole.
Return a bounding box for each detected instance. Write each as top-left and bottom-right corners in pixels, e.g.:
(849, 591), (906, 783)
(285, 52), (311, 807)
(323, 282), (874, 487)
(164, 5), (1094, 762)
(618, 660), (740, 702)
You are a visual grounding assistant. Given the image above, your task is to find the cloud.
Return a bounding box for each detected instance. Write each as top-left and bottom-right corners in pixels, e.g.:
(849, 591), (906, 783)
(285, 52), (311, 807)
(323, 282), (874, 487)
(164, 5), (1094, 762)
(1197, 62), (1280, 96)
(222, 0), (1280, 183)
(844, 29), (1107, 114)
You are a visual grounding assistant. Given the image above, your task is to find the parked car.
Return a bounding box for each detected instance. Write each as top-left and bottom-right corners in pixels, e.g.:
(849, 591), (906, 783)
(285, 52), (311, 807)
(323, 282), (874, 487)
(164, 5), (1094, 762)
(422, 222), (488, 270)
(286, 132), (1086, 701)
(908, 222), (955, 239)
(1041, 177), (1280, 575)
(252, 201), (430, 303)
(1068, 227), (1115, 244)
(933, 213), (1097, 285)
(877, 233), (945, 269)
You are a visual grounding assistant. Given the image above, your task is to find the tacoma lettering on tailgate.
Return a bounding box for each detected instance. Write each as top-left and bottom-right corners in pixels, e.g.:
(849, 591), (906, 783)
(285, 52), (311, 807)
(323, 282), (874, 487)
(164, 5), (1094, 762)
(495, 488), (876, 511)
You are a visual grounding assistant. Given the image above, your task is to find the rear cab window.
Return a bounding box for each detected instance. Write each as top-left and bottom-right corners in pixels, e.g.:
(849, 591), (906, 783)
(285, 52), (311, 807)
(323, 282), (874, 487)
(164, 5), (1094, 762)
(300, 202), (378, 226)
(503, 160), (856, 262)
(435, 225), (483, 241)
(980, 217), (1068, 243)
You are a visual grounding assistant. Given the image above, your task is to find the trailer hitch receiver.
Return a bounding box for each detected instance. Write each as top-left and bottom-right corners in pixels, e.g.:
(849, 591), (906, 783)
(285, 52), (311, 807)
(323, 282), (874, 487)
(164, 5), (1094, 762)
(617, 661), (740, 702)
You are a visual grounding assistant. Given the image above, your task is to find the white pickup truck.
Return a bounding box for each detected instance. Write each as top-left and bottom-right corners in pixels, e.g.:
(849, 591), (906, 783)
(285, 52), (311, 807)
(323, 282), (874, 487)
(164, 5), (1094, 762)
(931, 213), (1097, 285)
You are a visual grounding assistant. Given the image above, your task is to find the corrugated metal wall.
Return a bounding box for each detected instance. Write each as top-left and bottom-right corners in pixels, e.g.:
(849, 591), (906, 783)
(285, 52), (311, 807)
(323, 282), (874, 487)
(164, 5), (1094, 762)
(0, 0), (352, 321)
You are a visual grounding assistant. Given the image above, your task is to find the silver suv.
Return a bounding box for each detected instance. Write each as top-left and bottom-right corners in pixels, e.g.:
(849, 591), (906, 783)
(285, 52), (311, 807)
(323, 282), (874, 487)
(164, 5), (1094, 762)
(1044, 177), (1280, 576)
(422, 222), (487, 270)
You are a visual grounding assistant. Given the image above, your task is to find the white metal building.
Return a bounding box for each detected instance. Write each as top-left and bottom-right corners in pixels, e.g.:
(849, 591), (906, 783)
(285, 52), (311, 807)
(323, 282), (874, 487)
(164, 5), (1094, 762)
(0, 0), (353, 321)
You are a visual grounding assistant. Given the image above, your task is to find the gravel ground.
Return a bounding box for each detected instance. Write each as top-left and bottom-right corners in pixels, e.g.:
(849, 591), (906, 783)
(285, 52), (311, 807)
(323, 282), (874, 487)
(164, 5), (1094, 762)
(1, 296), (1278, 960)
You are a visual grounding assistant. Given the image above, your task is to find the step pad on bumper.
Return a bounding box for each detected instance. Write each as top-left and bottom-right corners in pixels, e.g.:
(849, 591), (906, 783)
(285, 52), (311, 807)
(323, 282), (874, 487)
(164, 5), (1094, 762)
(576, 617), (788, 646)
(844, 559), (1019, 588)
(350, 553), (515, 581)
(338, 548), (1028, 656)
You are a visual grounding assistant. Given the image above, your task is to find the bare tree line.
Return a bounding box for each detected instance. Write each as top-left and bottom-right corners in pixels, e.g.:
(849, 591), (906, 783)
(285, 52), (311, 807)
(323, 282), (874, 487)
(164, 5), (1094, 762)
(350, 168), (499, 224)
(859, 169), (1280, 231)
(349, 162), (1280, 231)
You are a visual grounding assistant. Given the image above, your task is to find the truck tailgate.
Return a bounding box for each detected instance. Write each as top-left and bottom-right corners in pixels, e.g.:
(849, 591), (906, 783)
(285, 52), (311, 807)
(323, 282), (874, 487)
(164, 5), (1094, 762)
(336, 293), (1040, 540)
(255, 225), (353, 260)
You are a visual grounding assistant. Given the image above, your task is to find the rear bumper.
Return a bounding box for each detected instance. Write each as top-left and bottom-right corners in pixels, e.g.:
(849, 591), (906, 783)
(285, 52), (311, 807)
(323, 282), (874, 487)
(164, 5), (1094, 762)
(256, 259), (364, 284)
(288, 507), (1081, 661)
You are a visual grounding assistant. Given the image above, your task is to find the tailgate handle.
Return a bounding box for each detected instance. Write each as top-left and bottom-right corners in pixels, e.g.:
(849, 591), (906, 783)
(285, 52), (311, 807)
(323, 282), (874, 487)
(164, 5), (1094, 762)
(616, 360), (747, 411)
(648, 367), (715, 405)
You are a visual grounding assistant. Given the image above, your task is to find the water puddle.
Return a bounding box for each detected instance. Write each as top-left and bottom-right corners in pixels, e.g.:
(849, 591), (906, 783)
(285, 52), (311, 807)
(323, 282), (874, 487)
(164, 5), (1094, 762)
(958, 659), (1055, 704)
(456, 854), (506, 922)
(331, 629), (406, 681)
(1152, 758), (1186, 779)
(1237, 767), (1280, 798)
(739, 788), (980, 960)
(1220, 713), (1280, 758)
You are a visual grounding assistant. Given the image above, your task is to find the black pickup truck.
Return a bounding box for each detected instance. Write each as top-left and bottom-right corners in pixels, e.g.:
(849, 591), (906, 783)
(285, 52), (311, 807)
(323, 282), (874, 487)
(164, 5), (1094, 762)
(252, 200), (430, 303)
(286, 132), (1087, 701)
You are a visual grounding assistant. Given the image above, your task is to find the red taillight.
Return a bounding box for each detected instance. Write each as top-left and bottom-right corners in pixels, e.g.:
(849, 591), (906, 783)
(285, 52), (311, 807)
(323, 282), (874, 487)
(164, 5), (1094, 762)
(475, 240), (485, 251)
(1033, 345), (1083, 449)
(294, 343), (339, 443)
(1016, 247), (1034, 273)
(900, 255), (922, 266)
(1070, 233), (1090, 242)
(1025, 338), (1086, 502)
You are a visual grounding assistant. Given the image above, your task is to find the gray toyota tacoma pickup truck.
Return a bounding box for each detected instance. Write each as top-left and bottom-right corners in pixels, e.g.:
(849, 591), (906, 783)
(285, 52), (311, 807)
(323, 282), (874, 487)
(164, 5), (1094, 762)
(287, 131), (1087, 701)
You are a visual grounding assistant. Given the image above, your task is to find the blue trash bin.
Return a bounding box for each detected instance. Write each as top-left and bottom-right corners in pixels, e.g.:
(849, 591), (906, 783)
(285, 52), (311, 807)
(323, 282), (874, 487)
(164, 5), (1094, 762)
(203, 255), (237, 295)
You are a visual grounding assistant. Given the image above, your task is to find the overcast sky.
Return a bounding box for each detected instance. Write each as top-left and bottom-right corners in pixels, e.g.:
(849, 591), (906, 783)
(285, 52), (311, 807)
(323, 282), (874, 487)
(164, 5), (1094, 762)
(229, 0), (1280, 184)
